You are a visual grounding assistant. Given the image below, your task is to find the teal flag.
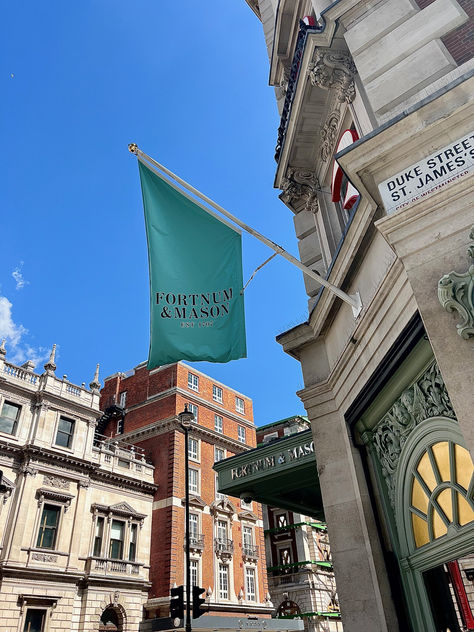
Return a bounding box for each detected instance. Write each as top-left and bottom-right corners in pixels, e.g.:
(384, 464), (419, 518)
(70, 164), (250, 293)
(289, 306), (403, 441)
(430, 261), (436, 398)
(138, 160), (247, 368)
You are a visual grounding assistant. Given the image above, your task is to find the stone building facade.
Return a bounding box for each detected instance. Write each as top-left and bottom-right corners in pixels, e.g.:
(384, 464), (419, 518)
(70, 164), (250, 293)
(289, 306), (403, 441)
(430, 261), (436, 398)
(244, 1), (474, 631)
(0, 343), (155, 632)
(99, 361), (272, 624)
(258, 417), (342, 632)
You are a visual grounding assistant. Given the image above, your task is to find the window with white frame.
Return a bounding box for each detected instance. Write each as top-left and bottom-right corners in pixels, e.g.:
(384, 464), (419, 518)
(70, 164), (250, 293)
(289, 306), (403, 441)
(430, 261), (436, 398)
(190, 559), (199, 587)
(243, 525), (253, 549)
(0, 401), (21, 435)
(55, 416), (75, 449)
(215, 473), (226, 501)
(217, 519), (227, 542)
(238, 425), (246, 443)
(245, 567), (256, 601)
(275, 512), (288, 528)
(188, 437), (199, 461)
(218, 563), (229, 599)
(189, 468), (199, 494)
(214, 446), (225, 462)
(213, 384), (223, 403)
(119, 391), (127, 407)
(214, 414), (223, 434)
(235, 397), (245, 414)
(187, 403), (198, 423)
(189, 513), (199, 539)
(188, 372), (199, 392)
(91, 504), (143, 561)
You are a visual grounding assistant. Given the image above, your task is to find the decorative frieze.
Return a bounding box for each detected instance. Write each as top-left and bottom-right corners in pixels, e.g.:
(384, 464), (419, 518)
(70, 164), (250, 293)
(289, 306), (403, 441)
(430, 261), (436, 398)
(32, 552), (58, 563)
(279, 168), (320, 213)
(370, 362), (455, 506)
(43, 474), (70, 490)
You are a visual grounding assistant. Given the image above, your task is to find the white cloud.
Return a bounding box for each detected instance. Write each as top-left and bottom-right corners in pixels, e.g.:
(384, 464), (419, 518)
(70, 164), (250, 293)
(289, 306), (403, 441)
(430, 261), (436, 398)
(12, 262), (28, 290)
(0, 295), (49, 369)
(0, 296), (27, 346)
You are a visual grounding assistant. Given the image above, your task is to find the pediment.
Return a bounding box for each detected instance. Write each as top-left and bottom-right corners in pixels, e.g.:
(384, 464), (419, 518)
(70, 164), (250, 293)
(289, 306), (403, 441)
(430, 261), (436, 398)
(182, 495), (206, 509)
(238, 510), (258, 521)
(0, 475), (15, 490)
(210, 498), (236, 515)
(110, 502), (136, 513)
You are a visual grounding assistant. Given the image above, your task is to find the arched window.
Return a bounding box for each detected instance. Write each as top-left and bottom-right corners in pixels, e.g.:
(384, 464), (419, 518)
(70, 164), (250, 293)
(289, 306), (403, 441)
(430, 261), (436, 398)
(99, 607), (121, 631)
(409, 440), (474, 548)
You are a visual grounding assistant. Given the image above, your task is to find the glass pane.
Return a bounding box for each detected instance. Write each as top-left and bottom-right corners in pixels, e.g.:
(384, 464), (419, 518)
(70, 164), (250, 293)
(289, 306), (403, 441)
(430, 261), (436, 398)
(23, 609), (46, 632)
(2, 402), (20, 420)
(432, 506), (448, 539)
(43, 507), (60, 527)
(417, 452), (438, 492)
(109, 539), (123, 559)
(436, 488), (453, 522)
(58, 417), (73, 433)
(411, 513), (429, 548)
(55, 431), (71, 448)
(432, 442), (450, 482)
(454, 443), (473, 490)
(0, 415), (16, 434)
(110, 520), (124, 540)
(457, 493), (474, 526)
(411, 477), (429, 513)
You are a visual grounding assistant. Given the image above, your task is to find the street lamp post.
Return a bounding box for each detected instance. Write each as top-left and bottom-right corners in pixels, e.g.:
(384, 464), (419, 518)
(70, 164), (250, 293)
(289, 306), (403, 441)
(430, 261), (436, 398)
(178, 405), (195, 632)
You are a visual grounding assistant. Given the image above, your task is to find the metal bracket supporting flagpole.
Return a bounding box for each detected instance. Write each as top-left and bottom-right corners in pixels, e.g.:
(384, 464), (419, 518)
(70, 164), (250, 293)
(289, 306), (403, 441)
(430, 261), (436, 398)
(128, 143), (363, 318)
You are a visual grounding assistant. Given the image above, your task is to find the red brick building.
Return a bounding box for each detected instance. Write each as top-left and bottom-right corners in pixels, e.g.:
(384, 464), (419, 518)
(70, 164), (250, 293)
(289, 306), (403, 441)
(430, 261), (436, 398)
(99, 361), (272, 621)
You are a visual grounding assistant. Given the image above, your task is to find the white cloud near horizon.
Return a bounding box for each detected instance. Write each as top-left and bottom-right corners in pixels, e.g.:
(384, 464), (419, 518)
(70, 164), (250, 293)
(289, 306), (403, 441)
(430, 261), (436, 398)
(0, 295), (50, 368)
(12, 261), (29, 290)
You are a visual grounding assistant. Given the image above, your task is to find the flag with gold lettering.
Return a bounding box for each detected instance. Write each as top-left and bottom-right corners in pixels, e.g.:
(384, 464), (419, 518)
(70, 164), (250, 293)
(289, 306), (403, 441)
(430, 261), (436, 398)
(138, 160), (247, 368)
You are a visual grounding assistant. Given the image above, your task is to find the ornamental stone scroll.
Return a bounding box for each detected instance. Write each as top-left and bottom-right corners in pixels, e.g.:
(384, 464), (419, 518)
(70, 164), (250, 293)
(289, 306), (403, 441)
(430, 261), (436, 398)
(438, 226), (474, 339)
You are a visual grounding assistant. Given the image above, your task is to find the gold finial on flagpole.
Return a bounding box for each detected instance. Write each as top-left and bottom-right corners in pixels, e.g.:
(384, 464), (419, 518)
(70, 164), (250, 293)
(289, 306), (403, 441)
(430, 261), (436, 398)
(128, 143), (139, 155)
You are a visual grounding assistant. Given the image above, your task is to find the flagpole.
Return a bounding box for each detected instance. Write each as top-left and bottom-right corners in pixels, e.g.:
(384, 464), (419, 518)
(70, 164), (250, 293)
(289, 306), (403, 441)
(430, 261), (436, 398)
(129, 144), (362, 317)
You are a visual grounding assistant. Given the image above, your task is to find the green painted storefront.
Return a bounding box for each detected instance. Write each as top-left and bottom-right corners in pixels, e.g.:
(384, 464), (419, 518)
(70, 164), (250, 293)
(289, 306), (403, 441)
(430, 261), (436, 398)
(214, 429), (324, 521)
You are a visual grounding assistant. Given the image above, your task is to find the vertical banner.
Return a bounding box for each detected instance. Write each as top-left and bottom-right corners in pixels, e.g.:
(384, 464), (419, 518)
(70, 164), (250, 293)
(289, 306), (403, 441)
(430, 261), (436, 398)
(138, 160), (247, 368)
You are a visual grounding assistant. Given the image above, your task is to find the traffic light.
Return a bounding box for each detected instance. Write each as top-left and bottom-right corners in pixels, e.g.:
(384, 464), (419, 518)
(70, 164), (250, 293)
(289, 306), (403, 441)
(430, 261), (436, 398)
(192, 585), (206, 619)
(170, 585), (184, 620)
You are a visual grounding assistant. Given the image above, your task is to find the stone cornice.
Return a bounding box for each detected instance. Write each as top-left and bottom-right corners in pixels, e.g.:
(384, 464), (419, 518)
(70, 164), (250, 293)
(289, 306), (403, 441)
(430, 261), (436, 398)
(279, 168), (320, 213)
(120, 417), (250, 455)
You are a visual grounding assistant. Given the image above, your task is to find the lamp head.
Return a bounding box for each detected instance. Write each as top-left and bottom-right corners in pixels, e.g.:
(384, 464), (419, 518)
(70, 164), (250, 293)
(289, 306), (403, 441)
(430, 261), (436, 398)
(179, 404), (194, 428)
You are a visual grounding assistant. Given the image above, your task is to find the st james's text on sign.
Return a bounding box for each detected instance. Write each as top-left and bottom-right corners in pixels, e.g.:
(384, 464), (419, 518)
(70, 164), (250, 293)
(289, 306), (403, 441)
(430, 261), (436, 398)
(379, 132), (474, 215)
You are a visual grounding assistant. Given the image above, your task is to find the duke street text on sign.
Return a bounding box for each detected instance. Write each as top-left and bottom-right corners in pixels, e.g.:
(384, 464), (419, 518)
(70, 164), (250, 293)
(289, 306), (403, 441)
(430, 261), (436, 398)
(379, 132), (474, 214)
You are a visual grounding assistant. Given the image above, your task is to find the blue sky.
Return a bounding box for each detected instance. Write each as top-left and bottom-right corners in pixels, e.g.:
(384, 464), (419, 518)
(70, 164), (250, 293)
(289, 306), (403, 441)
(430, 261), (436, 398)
(1, 1), (308, 424)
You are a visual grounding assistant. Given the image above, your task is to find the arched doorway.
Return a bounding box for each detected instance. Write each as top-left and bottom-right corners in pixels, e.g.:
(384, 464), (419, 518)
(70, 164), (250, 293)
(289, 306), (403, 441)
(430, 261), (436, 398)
(396, 419), (474, 631)
(99, 606), (122, 632)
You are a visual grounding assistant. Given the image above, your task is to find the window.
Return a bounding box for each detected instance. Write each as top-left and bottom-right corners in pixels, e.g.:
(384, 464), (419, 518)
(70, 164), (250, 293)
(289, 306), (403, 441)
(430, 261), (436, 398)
(217, 519), (227, 541)
(0, 401), (20, 435)
(214, 446), (225, 462)
(243, 526), (253, 548)
(36, 504), (60, 549)
(116, 418), (124, 434)
(190, 559), (199, 587)
(23, 609), (46, 632)
(189, 513), (198, 538)
(215, 414), (223, 434)
(189, 468), (199, 494)
(219, 564), (229, 599)
(245, 567), (256, 601)
(215, 473), (226, 501)
(235, 397), (245, 414)
(188, 372), (199, 392)
(119, 391), (127, 407)
(238, 426), (246, 443)
(109, 520), (125, 559)
(129, 523), (138, 561)
(278, 547), (292, 566)
(93, 516), (104, 557)
(275, 512), (288, 528)
(213, 385), (223, 403)
(188, 437), (199, 461)
(55, 416), (75, 449)
(187, 403), (198, 423)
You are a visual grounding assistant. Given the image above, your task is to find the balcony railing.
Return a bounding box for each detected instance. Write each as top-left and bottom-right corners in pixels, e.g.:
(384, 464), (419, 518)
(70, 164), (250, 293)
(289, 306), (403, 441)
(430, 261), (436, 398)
(214, 537), (234, 556)
(242, 544), (259, 560)
(3, 362), (38, 385)
(85, 557), (141, 576)
(186, 534), (205, 551)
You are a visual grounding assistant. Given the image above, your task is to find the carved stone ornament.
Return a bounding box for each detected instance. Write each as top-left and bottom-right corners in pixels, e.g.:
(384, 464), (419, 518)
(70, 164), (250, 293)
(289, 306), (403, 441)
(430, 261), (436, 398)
(308, 49), (357, 104)
(371, 362), (455, 507)
(32, 552), (57, 563)
(20, 464), (38, 477)
(320, 109), (341, 163)
(43, 475), (70, 490)
(438, 227), (474, 339)
(279, 168), (320, 213)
